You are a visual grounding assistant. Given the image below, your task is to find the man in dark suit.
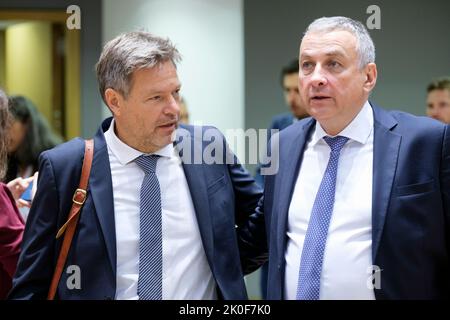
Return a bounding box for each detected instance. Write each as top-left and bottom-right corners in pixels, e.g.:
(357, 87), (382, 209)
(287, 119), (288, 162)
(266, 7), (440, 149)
(253, 16), (450, 299)
(9, 31), (263, 300)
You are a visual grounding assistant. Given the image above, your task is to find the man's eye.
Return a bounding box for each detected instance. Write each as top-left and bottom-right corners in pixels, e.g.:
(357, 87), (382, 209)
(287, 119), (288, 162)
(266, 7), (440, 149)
(302, 62), (313, 69)
(329, 61), (341, 68)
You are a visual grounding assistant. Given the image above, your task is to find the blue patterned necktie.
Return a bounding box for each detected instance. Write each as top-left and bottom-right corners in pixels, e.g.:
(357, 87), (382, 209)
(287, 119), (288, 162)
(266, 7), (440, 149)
(296, 136), (349, 300)
(135, 154), (162, 300)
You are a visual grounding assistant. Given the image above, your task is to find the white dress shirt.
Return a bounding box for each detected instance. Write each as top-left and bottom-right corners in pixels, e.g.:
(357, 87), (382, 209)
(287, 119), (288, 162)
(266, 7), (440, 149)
(104, 120), (217, 300)
(284, 101), (375, 300)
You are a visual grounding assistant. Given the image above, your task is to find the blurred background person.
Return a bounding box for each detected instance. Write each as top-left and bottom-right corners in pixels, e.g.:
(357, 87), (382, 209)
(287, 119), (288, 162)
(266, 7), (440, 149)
(6, 95), (61, 221)
(179, 97), (190, 124)
(0, 88), (26, 300)
(6, 95), (63, 183)
(255, 59), (309, 187)
(426, 77), (450, 124)
(272, 58), (309, 129)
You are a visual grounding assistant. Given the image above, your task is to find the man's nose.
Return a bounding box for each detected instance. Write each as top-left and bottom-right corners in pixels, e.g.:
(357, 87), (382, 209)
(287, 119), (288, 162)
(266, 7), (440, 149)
(165, 96), (180, 116)
(310, 66), (327, 87)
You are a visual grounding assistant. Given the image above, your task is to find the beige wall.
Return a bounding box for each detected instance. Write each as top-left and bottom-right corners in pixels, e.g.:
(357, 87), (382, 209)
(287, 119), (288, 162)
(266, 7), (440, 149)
(65, 29), (80, 139)
(5, 21), (52, 122)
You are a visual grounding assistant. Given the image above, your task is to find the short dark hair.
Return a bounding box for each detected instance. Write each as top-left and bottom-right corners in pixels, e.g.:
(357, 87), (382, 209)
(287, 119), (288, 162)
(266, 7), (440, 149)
(280, 59), (299, 86)
(427, 77), (450, 93)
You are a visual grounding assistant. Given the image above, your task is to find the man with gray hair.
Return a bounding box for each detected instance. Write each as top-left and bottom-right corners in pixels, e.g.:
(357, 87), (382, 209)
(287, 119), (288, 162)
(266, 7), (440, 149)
(9, 31), (265, 300)
(247, 16), (450, 299)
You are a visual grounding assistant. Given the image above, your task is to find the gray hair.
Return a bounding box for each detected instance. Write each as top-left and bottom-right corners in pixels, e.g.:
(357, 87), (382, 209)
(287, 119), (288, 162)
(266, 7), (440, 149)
(304, 16), (375, 69)
(96, 31), (181, 103)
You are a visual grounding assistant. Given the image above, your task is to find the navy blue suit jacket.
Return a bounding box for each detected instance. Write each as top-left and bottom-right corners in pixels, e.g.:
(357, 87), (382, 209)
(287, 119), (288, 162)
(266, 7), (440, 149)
(256, 103), (450, 299)
(269, 113), (295, 134)
(10, 118), (263, 300)
(254, 113), (295, 187)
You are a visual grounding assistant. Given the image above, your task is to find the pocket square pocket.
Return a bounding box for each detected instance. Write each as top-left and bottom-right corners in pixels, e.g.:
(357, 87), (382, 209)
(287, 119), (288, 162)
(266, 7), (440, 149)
(207, 174), (227, 195)
(395, 180), (435, 196)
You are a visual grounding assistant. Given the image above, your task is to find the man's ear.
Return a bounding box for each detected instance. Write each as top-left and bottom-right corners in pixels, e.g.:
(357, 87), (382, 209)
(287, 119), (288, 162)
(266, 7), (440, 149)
(104, 88), (124, 116)
(363, 63), (377, 93)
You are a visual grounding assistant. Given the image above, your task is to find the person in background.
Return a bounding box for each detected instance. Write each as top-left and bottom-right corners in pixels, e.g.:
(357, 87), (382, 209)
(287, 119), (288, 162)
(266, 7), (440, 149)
(6, 95), (62, 182)
(255, 59), (309, 188)
(6, 96), (61, 221)
(270, 58), (309, 133)
(0, 88), (26, 299)
(426, 77), (450, 124)
(179, 97), (190, 124)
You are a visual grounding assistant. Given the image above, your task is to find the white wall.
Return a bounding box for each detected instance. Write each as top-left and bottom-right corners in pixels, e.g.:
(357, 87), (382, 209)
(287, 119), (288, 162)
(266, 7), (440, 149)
(102, 0), (245, 158)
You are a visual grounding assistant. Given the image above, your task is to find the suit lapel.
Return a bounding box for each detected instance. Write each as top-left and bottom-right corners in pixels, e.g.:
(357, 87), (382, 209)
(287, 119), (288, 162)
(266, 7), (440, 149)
(275, 119), (315, 259)
(371, 104), (401, 262)
(89, 121), (117, 277)
(175, 128), (215, 267)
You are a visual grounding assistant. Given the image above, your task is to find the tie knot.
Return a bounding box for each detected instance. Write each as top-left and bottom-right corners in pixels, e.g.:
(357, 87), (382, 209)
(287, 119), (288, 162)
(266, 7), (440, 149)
(135, 155), (159, 174)
(323, 136), (349, 153)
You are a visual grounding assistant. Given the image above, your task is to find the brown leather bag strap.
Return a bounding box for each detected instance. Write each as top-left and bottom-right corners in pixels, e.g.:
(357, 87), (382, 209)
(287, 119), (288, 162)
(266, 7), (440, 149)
(47, 139), (94, 300)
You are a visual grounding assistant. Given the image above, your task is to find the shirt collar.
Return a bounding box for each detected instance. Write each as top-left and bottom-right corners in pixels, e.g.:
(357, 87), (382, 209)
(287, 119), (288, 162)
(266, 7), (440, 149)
(104, 119), (174, 165)
(310, 100), (373, 146)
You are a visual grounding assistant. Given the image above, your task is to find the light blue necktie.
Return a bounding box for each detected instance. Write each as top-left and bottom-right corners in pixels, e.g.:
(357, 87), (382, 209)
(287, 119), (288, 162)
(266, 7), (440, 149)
(296, 136), (349, 300)
(135, 154), (162, 300)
